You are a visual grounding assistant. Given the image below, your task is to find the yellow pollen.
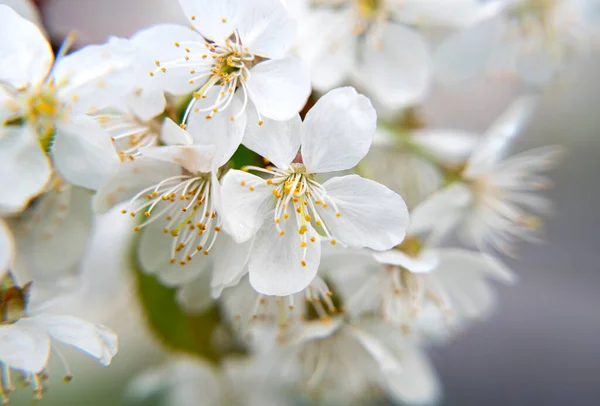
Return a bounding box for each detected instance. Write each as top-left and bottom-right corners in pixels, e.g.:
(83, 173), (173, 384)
(304, 215), (311, 222)
(249, 186), (255, 191)
(214, 226), (221, 232)
(258, 120), (264, 126)
(203, 250), (209, 256)
(310, 236), (316, 243)
(283, 213), (289, 220)
(279, 230), (285, 236)
(298, 225), (307, 235)
(174, 42), (180, 47)
(275, 218), (280, 224)
(266, 179), (273, 185)
(300, 260), (307, 267)
(330, 239), (337, 246)
(336, 212), (342, 218)
(315, 220), (322, 226)
(221, 17), (227, 23)
(300, 241), (307, 248)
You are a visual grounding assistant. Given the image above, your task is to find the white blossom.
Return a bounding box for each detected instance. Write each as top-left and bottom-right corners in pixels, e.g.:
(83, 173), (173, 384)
(0, 6), (138, 202)
(435, 0), (600, 85)
(220, 87), (409, 296)
(132, 0), (311, 131)
(410, 97), (563, 255)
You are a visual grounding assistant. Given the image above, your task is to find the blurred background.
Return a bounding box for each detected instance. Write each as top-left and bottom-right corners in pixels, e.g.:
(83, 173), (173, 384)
(8, 0), (600, 405)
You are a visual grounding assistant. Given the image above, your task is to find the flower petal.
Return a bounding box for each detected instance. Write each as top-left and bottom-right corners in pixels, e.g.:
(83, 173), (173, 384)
(249, 215), (320, 296)
(1, 0), (45, 30)
(219, 169), (274, 243)
(242, 109), (301, 170)
(131, 23), (207, 95)
(410, 129), (479, 164)
(161, 117), (193, 146)
(372, 250), (439, 274)
(140, 144), (217, 174)
(10, 187), (93, 283)
(176, 267), (214, 313)
(186, 94), (246, 167)
(433, 17), (505, 85)
(408, 182), (473, 236)
(354, 24), (431, 110)
(178, 0), (239, 42)
(93, 155), (182, 213)
(0, 126), (51, 213)
(393, 0), (506, 27)
(319, 175), (409, 251)
(245, 56), (311, 121)
(464, 95), (537, 177)
(0, 318), (49, 373)
(301, 87), (376, 173)
(53, 117), (120, 191)
(209, 234), (252, 298)
(31, 314), (118, 366)
(0, 5), (52, 88)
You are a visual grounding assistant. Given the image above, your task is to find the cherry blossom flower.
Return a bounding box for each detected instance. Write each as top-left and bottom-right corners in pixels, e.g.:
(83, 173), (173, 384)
(94, 117), (249, 292)
(435, 0), (600, 85)
(295, 0), (503, 109)
(0, 6), (137, 201)
(220, 87), (409, 296)
(132, 0), (311, 131)
(410, 97), (563, 255)
(0, 271), (118, 403)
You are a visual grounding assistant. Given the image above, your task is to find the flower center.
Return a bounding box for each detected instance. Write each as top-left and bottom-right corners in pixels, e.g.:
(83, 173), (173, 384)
(510, 0), (560, 45)
(241, 164), (344, 268)
(123, 174), (221, 266)
(23, 82), (65, 150)
(151, 32), (260, 124)
(355, 0), (382, 18)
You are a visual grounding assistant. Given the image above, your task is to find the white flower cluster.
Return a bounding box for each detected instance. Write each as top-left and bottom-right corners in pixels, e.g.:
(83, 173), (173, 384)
(0, 0), (585, 403)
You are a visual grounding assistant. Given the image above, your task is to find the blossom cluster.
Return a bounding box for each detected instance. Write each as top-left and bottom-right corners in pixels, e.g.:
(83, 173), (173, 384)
(0, 0), (586, 403)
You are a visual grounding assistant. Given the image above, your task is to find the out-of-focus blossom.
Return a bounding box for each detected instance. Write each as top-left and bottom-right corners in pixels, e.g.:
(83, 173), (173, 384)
(221, 87), (409, 296)
(0, 0), (43, 30)
(410, 97), (563, 255)
(0, 271), (118, 403)
(0, 7), (138, 198)
(435, 0), (600, 85)
(361, 121), (478, 209)
(6, 179), (93, 287)
(272, 318), (441, 405)
(128, 356), (296, 406)
(132, 0), (311, 135)
(324, 237), (515, 338)
(295, 0), (503, 109)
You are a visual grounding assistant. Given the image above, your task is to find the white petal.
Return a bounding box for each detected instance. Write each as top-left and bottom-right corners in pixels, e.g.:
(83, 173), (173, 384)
(0, 5), (52, 88)
(383, 347), (441, 405)
(124, 86), (167, 122)
(31, 314), (118, 366)
(131, 24), (207, 95)
(319, 175), (409, 251)
(245, 56), (311, 121)
(409, 182), (473, 236)
(410, 130), (479, 164)
(176, 268), (214, 313)
(219, 169), (274, 243)
(209, 234), (252, 298)
(464, 95), (538, 177)
(242, 110), (301, 170)
(354, 24), (431, 110)
(372, 250), (438, 274)
(237, 0), (296, 58)
(53, 117), (120, 191)
(161, 117), (193, 145)
(54, 38), (139, 114)
(177, 0), (238, 42)
(93, 155), (182, 213)
(296, 9), (355, 92)
(1, 0), (44, 30)
(0, 318), (49, 373)
(11, 187), (93, 283)
(186, 96), (246, 168)
(433, 17), (505, 85)
(394, 0), (506, 27)
(435, 248), (516, 284)
(348, 326), (402, 374)
(249, 214), (320, 296)
(140, 144), (217, 174)
(0, 219), (14, 270)
(301, 87), (376, 173)
(0, 126), (51, 212)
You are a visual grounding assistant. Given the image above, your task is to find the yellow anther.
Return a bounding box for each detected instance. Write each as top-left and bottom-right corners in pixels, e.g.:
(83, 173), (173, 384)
(222, 17), (227, 23)
(196, 245), (203, 251)
(203, 250), (209, 256)
(298, 225), (307, 235)
(336, 212), (341, 218)
(315, 220), (322, 226)
(275, 218), (280, 224)
(330, 239), (337, 246)
(279, 230), (285, 236)
(266, 179), (273, 185)
(121, 209), (127, 214)
(300, 260), (307, 267)
(163, 228), (169, 233)
(283, 213), (289, 220)
(304, 215), (311, 222)
(144, 212), (150, 217)
(300, 241), (307, 248)
(258, 120), (264, 126)
(240, 181), (246, 186)
(154, 60), (161, 66)
(310, 236), (316, 243)
(160, 67), (167, 73)
(134, 226), (141, 232)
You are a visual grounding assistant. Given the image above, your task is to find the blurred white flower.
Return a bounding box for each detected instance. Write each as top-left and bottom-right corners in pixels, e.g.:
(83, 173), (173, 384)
(410, 97), (563, 255)
(0, 271), (118, 403)
(0, 0), (43, 30)
(132, 0), (311, 132)
(324, 238), (515, 338)
(295, 0), (503, 109)
(220, 87), (409, 296)
(128, 356), (296, 406)
(274, 318), (441, 405)
(435, 0), (600, 85)
(0, 7), (139, 198)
